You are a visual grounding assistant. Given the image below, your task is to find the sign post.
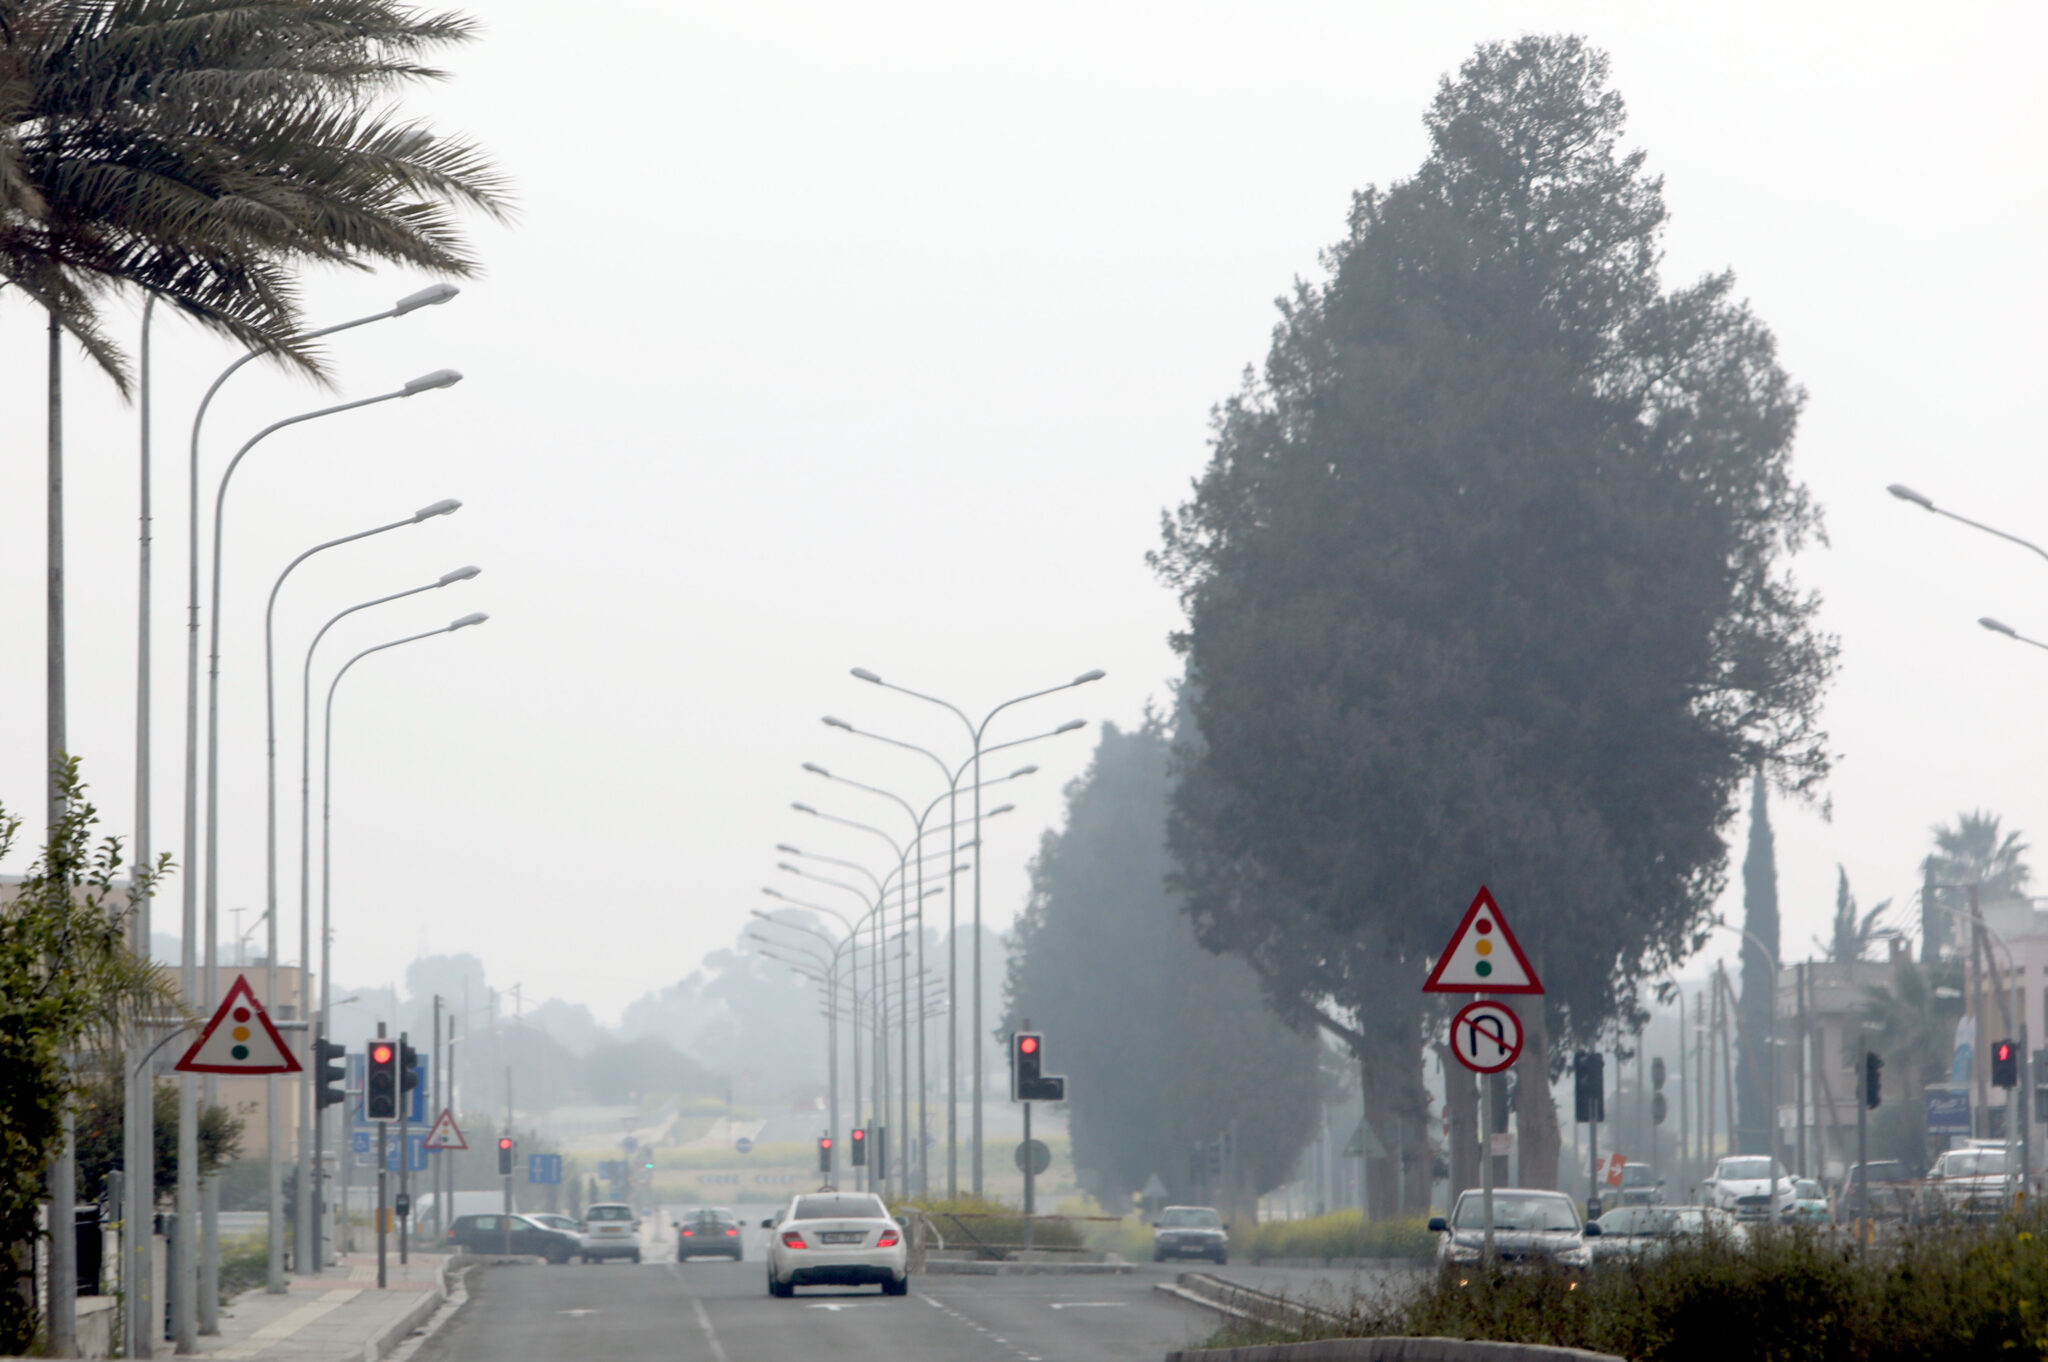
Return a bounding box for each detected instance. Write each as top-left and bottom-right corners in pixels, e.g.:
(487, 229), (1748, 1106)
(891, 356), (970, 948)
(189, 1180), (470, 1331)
(1426, 888), (1544, 1263)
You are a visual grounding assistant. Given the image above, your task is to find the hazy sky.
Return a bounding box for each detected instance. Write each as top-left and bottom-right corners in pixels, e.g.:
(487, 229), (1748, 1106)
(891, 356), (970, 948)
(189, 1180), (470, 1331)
(1, 2), (2043, 1023)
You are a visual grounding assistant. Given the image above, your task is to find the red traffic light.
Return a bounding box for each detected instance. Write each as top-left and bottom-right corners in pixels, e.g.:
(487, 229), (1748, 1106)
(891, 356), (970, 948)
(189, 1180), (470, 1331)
(850, 1129), (865, 1141)
(371, 1043), (394, 1064)
(498, 1137), (513, 1151)
(1019, 1036), (1039, 1055)
(1999, 1042), (2015, 1062)
(820, 1137), (834, 1149)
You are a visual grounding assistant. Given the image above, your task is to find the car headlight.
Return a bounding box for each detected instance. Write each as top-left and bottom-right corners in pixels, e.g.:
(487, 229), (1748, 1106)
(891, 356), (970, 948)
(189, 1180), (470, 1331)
(1558, 1245), (1591, 1267)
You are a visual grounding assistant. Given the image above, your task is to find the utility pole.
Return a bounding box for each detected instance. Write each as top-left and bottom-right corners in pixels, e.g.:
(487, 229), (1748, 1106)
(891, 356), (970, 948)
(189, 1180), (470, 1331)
(398, 1032), (411, 1265)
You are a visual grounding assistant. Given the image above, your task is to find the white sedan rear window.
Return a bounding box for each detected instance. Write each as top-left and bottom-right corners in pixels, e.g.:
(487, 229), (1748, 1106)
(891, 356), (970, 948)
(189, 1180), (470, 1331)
(586, 1206), (633, 1222)
(791, 1195), (889, 1221)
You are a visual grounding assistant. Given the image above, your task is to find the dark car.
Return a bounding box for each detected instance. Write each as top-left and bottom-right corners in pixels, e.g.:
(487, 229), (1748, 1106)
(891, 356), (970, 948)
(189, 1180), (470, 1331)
(446, 1212), (578, 1263)
(676, 1209), (744, 1261)
(1151, 1206), (1228, 1264)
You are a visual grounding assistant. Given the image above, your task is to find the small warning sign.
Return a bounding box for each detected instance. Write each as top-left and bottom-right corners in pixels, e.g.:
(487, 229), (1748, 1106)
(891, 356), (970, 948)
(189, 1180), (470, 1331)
(174, 974), (301, 1074)
(423, 1108), (468, 1151)
(1422, 886), (1543, 994)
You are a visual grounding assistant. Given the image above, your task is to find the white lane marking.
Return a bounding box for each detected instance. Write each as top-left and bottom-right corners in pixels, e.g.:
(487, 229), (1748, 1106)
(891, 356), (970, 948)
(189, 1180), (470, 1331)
(1049, 1301), (1126, 1309)
(804, 1303), (867, 1311)
(690, 1295), (731, 1362)
(557, 1309), (599, 1317)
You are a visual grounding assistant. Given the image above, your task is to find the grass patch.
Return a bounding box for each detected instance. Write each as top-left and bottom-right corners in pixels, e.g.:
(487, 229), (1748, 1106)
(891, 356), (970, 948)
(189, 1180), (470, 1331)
(217, 1233), (267, 1302)
(1248, 1209), (1435, 1263)
(1210, 1216), (2048, 1361)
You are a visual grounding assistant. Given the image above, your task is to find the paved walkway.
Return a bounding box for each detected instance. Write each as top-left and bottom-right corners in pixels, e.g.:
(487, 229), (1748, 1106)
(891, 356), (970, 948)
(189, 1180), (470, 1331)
(184, 1251), (452, 1362)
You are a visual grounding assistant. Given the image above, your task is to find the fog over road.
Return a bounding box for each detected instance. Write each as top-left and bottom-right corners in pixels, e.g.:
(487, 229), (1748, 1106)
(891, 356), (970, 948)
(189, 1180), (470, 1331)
(417, 1233), (1222, 1362)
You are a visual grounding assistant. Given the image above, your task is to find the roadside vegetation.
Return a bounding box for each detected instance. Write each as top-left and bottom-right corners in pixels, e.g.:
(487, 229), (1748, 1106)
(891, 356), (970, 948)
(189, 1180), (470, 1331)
(1206, 1219), (2048, 1361)
(1247, 1211), (1434, 1264)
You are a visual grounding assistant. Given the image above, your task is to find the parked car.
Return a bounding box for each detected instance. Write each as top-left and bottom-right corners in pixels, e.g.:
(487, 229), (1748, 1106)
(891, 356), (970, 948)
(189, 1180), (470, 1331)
(1781, 1179), (1830, 1226)
(1427, 1188), (1592, 1273)
(445, 1213), (578, 1263)
(527, 1213), (581, 1235)
(1586, 1205), (1672, 1263)
(1924, 1145), (2013, 1220)
(676, 1208), (745, 1261)
(1613, 1163), (1664, 1207)
(580, 1202), (642, 1263)
(762, 1192), (908, 1297)
(1702, 1156), (1794, 1222)
(1838, 1160), (1918, 1222)
(1151, 1206), (1229, 1264)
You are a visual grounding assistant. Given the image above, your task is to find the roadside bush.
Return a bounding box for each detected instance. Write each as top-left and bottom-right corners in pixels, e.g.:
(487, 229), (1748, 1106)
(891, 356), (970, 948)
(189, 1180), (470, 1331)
(901, 1194), (1082, 1253)
(1216, 1216), (2048, 1361)
(1249, 1209), (1434, 1263)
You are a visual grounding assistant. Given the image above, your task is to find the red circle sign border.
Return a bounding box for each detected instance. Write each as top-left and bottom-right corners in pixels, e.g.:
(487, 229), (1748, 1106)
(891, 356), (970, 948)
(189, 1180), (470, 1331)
(1449, 1000), (1524, 1074)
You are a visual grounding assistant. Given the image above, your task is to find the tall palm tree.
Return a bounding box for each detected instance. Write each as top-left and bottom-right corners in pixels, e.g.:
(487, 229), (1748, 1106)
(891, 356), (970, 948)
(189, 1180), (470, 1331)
(1815, 864), (1892, 963)
(1924, 811), (2032, 960)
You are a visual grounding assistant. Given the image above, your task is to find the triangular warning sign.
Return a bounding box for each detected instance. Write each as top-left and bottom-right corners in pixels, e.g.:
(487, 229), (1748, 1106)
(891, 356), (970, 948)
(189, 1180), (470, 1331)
(423, 1108), (468, 1151)
(1422, 886), (1543, 994)
(174, 974), (302, 1074)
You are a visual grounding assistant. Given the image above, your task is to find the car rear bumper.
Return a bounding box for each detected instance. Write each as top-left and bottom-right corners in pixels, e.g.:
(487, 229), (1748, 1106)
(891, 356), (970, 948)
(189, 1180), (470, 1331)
(776, 1246), (907, 1285)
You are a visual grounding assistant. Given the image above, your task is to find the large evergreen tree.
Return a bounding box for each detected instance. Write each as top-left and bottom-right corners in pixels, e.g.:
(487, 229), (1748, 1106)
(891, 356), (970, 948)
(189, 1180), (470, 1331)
(1153, 35), (1835, 1194)
(1736, 770), (1777, 1154)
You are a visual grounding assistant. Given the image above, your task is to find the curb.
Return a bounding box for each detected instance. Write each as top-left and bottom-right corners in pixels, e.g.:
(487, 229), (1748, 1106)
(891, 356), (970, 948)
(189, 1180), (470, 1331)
(923, 1259), (1133, 1276)
(376, 1257), (469, 1362)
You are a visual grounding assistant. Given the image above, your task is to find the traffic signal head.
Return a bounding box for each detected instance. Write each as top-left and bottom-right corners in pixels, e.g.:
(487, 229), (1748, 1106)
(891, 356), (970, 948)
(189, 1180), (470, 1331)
(365, 1040), (399, 1121)
(1011, 1031), (1065, 1102)
(1652, 1092), (1669, 1126)
(497, 1136), (514, 1175)
(1993, 1039), (2019, 1090)
(1651, 1057), (1667, 1091)
(316, 1039), (346, 1109)
(1573, 1051), (1605, 1124)
(817, 1136), (834, 1174)
(850, 1128), (867, 1167)
(1864, 1051), (1884, 1109)
(399, 1038), (420, 1097)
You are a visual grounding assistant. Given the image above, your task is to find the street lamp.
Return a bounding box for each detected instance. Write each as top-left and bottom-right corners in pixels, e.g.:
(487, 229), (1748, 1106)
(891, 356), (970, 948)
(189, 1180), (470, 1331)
(826, 688), (1093, 1195)
(317, 612), (485, 1260)
(1980, 617), (2048, 655)
(261, 500), (460, 1285)
(175, 288), (457, 1344)
(295, 564), (478, 1271)
(1888, 483), (2048, 567)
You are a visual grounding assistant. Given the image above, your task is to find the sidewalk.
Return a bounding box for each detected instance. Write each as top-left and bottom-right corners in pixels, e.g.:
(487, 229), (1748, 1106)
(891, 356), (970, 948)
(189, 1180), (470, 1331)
(182, 1250), (455, 1362)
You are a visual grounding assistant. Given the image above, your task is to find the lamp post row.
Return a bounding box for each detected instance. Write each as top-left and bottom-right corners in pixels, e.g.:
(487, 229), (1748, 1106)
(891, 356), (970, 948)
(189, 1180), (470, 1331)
(112, 286), (485, 1355)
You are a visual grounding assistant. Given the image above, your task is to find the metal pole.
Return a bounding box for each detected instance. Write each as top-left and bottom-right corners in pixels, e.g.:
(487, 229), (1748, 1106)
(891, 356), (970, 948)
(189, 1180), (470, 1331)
(970, 736), (984, 1197)
(398, 1031), (410, 1265)
(130, 295), (159, 1355)
(946, 773), (959, 1197)
(1676, 987), (1689, 1186)
(376, 1023), (388, 1290)
(46, 311), (80, 1360)
(1480, 1057), (1496, 1262)
(1855, 1038), (1869, 1251)
(432, 998), (443, 1236)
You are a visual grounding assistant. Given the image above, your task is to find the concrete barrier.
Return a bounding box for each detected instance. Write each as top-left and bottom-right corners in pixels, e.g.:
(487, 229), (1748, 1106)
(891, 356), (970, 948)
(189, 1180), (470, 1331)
(1165, 1338), (1624, 1362)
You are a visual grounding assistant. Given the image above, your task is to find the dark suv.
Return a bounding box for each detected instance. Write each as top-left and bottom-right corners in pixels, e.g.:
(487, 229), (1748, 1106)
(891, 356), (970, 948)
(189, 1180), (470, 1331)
(676, 1209), (744, 1261)
(446, 1213), (578, 1263)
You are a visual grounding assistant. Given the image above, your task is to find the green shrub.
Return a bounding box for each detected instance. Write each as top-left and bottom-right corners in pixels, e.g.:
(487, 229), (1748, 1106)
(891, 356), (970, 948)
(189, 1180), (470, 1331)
(1219, 1216), (2048, 1361)
(901, 1194), (1083, 1252)
(1249, 1209), (1434, 1263)
(217, 1233), (268, 1302)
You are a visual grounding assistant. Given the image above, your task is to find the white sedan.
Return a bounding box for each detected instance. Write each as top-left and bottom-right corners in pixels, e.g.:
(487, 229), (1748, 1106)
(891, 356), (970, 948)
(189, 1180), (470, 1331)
(762, 1193), (908, 1297)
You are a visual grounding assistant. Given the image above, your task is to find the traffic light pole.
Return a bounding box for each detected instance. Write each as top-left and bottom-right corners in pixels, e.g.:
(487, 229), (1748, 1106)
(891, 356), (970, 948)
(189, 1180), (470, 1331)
(1480, 1065), (1496, 1263)
(376, 1026), (389, 1290)
(1021, 1101), (1034, 1251)
(1855, 1040), (1869, 1251)
(398, 1032), (411, 1265)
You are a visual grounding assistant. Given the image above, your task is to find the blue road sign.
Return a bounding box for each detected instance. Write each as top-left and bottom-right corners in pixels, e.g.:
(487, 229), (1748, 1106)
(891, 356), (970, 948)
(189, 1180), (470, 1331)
(351, 1130), (427, 1172)
(734, 1137), (753, 1156)
(528, 1153), (563, 1185)
(1926, 1087), (1971, 1137)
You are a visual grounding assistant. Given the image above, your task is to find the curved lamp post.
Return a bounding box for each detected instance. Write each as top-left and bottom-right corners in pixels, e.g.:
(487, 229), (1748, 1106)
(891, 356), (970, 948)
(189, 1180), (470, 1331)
(176, 289), (455, 1344)
(1980, 617), (2048, 656)
(261, 500), (459, 1286)
(296, 565), (478, 1270)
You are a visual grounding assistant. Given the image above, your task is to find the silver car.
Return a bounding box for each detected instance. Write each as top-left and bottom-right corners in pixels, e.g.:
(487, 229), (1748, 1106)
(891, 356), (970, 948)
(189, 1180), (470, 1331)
(1152, 1206), (1229, 1264)
(762, 1192), (908, 1297)
(1428, 1188), (1591, 1273)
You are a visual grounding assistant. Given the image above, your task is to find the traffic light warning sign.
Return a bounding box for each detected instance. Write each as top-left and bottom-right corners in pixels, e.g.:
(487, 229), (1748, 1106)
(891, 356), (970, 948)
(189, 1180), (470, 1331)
(1422, 887), (1543, 994)
(175, 973), (301, 1074)
(423, 1108), (468, 1151)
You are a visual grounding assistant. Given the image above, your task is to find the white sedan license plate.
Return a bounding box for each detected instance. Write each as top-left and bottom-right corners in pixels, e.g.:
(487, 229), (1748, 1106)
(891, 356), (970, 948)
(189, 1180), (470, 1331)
(820, 1232), (865, 1244)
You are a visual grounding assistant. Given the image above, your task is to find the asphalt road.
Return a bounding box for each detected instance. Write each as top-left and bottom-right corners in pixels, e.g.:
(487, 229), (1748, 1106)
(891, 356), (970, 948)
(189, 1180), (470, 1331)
(418, 1239), (1226, 1362)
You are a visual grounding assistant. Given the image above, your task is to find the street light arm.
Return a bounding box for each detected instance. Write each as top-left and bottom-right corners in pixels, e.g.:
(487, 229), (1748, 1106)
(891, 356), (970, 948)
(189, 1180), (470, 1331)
(791, 802), (904, 859)
(848, 670), (976, 743)
(975, 674), (1102, 743)
(953, 724), (1086, 783)
(822, 717), (953, 785)
(777, 845), (886, 894)
(1890, 484), (2048, 569)
(803, 760), (920, 830)
(1979, 618), (2048, 655)
(779, 862), (875, 908)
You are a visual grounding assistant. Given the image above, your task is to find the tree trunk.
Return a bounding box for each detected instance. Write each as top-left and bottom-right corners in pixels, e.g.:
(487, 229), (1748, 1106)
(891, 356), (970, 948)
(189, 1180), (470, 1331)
(46, 310), (79, 1360)
(1441, 1044), (1479, 1199)
(1518, 1002), (1562, 1190)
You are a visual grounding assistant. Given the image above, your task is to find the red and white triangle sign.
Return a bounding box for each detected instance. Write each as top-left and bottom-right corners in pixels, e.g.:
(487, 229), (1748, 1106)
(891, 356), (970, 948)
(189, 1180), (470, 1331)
(1422, 886), (1543, 994)
(423, 1108), (468, 1151)
(175, 973), (302, 1074)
